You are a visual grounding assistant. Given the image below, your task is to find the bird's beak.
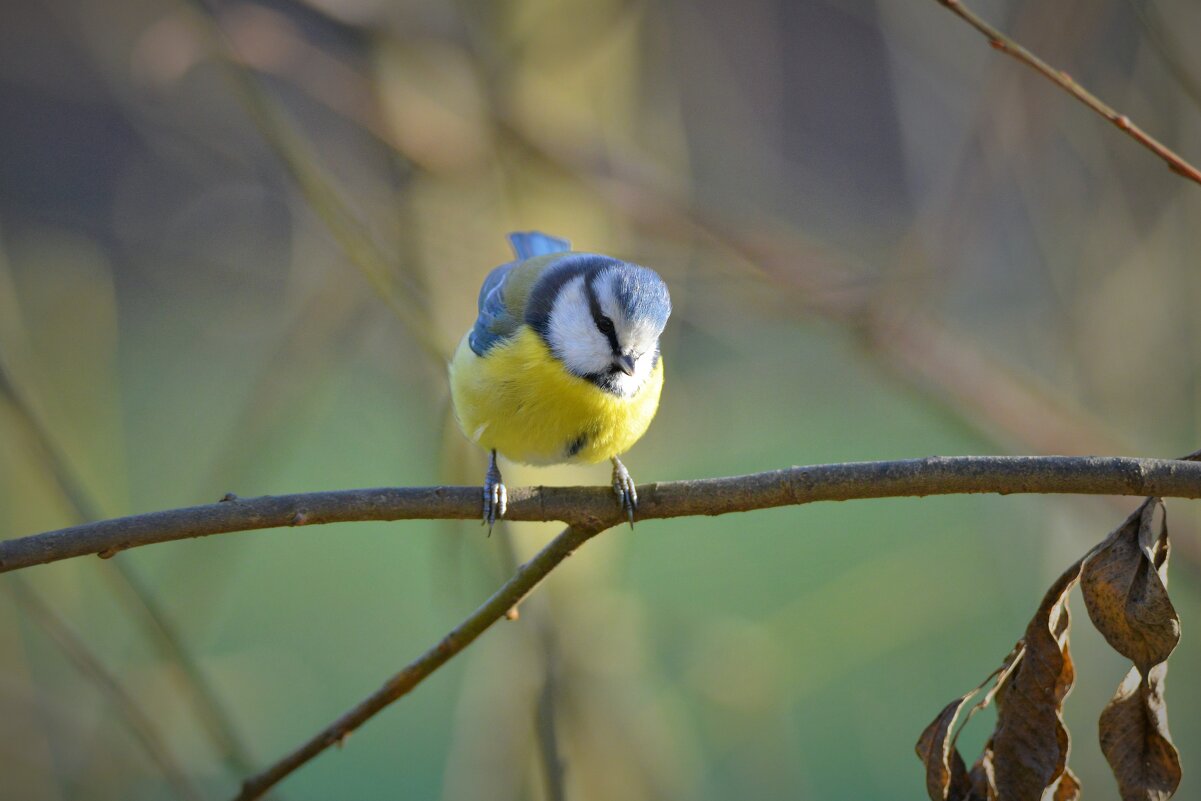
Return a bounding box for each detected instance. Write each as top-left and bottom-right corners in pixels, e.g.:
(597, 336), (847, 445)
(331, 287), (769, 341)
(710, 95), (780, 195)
(614, 354), (637, 376)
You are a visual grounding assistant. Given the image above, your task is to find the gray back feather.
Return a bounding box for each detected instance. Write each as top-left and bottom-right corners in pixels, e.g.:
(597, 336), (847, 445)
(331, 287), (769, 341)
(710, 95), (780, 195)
(468, 232), (573, 356)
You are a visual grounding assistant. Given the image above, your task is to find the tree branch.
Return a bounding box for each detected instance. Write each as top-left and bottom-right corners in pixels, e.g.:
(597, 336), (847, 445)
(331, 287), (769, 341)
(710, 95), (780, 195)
(5, 456), (1201, 574)
(7, 454), (1201, 797)
(233, 523), (601, 801)
(933, 0), (1201, 186)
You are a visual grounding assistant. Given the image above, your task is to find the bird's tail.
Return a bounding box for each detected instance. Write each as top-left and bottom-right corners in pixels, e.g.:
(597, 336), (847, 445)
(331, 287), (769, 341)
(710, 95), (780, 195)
(508, 231), (571, 259)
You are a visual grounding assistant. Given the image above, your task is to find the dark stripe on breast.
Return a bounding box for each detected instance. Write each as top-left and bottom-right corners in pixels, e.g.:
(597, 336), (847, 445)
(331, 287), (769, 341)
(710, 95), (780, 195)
(566, 433), (588, 458)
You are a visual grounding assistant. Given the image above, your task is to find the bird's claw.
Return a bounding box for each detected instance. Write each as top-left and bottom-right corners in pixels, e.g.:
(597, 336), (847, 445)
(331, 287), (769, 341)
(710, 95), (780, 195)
(483, 480), (507, 534)
(483, 451), (507, 534)
(611, 457), (638, 528)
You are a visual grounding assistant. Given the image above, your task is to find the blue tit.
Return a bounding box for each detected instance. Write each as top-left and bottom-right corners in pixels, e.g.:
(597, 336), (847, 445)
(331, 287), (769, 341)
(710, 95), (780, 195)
(449, 231), (672, 529)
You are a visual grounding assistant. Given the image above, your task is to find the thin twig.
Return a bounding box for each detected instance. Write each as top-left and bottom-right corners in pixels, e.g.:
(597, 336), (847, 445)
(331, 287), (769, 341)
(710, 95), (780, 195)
(233, 524), (601, 801)
(4, 576), (204, 801)
(933, 0), (1201, 185)
(5, 455), (1201, 573)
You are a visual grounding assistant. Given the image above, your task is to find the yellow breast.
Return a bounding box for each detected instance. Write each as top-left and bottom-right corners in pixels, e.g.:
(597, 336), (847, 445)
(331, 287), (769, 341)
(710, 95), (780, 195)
(448, 327), (664, 465)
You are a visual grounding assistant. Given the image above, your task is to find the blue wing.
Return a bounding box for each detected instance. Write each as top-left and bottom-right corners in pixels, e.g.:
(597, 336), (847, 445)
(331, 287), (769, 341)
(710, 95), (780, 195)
(508, 231), (571, 260)
(468, 232), (573, 356)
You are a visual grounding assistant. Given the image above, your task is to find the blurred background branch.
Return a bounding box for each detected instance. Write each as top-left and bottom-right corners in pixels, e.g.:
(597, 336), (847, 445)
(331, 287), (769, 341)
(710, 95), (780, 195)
(3, 0), (1201, 798)
(3, 576), (204, 801)
(0, 245), (266, 785)
(178, 0), (446, 360)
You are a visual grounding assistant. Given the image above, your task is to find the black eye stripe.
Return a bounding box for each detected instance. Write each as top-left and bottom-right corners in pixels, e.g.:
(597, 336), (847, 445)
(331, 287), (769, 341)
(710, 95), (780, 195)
(585, 278), (621, 354)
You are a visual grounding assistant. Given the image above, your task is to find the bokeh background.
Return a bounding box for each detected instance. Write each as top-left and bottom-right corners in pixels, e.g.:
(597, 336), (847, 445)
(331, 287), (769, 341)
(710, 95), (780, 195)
(2, 0), (1201, 798)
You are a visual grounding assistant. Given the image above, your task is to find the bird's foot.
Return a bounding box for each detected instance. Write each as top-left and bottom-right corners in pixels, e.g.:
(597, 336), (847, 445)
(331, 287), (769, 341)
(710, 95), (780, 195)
(483, 450), (507, 534)
(611, 456), (638, 528)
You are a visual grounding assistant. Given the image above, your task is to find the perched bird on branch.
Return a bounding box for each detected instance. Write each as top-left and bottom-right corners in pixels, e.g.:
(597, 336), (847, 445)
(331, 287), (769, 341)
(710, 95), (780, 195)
(449, 231), (672, 530)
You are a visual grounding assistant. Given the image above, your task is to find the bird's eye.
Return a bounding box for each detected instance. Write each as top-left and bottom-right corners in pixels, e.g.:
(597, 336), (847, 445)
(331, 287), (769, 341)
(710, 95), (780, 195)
(597, 316), (616, 335)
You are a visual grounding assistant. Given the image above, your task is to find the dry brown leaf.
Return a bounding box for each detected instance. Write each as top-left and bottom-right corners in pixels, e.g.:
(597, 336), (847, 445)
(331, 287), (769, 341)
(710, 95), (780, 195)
(916, 646), (1022, 801)
(952, 644), (1023, 746)
(918, 560), (1081, 801)
(916, 695), (974, 800)
(1081, 499), (1179, 674)
(1052, 766), (1081, 800)
(919, 494), (1187, 801)
(967, 742), (996, 801)
(991, 559), (1082, 801)
(1099, 663), (1181, 801)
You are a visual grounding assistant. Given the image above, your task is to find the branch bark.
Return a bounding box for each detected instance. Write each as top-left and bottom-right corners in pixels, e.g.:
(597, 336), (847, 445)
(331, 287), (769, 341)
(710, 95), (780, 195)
(5, 456), (1201, 574)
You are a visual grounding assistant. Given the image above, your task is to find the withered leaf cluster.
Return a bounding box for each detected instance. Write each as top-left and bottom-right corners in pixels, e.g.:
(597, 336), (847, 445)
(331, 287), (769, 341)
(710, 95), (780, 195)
(916, 498), (1181, 800)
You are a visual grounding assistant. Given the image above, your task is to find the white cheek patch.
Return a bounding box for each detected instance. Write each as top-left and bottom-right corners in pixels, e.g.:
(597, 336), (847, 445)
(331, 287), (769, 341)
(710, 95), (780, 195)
(548, 276), (613, 375)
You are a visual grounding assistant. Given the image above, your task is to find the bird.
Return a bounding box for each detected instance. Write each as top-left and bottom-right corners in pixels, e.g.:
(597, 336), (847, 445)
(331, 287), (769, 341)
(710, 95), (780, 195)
(449, 231), (672, 530)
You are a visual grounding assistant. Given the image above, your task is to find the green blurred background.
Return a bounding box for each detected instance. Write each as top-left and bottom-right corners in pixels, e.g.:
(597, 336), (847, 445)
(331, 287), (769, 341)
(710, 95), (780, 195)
(2, 0), (1200, 798)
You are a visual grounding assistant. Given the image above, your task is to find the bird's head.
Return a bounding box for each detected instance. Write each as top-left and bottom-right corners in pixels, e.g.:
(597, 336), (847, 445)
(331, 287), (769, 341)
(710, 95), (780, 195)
(527, 256), (671, 396)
